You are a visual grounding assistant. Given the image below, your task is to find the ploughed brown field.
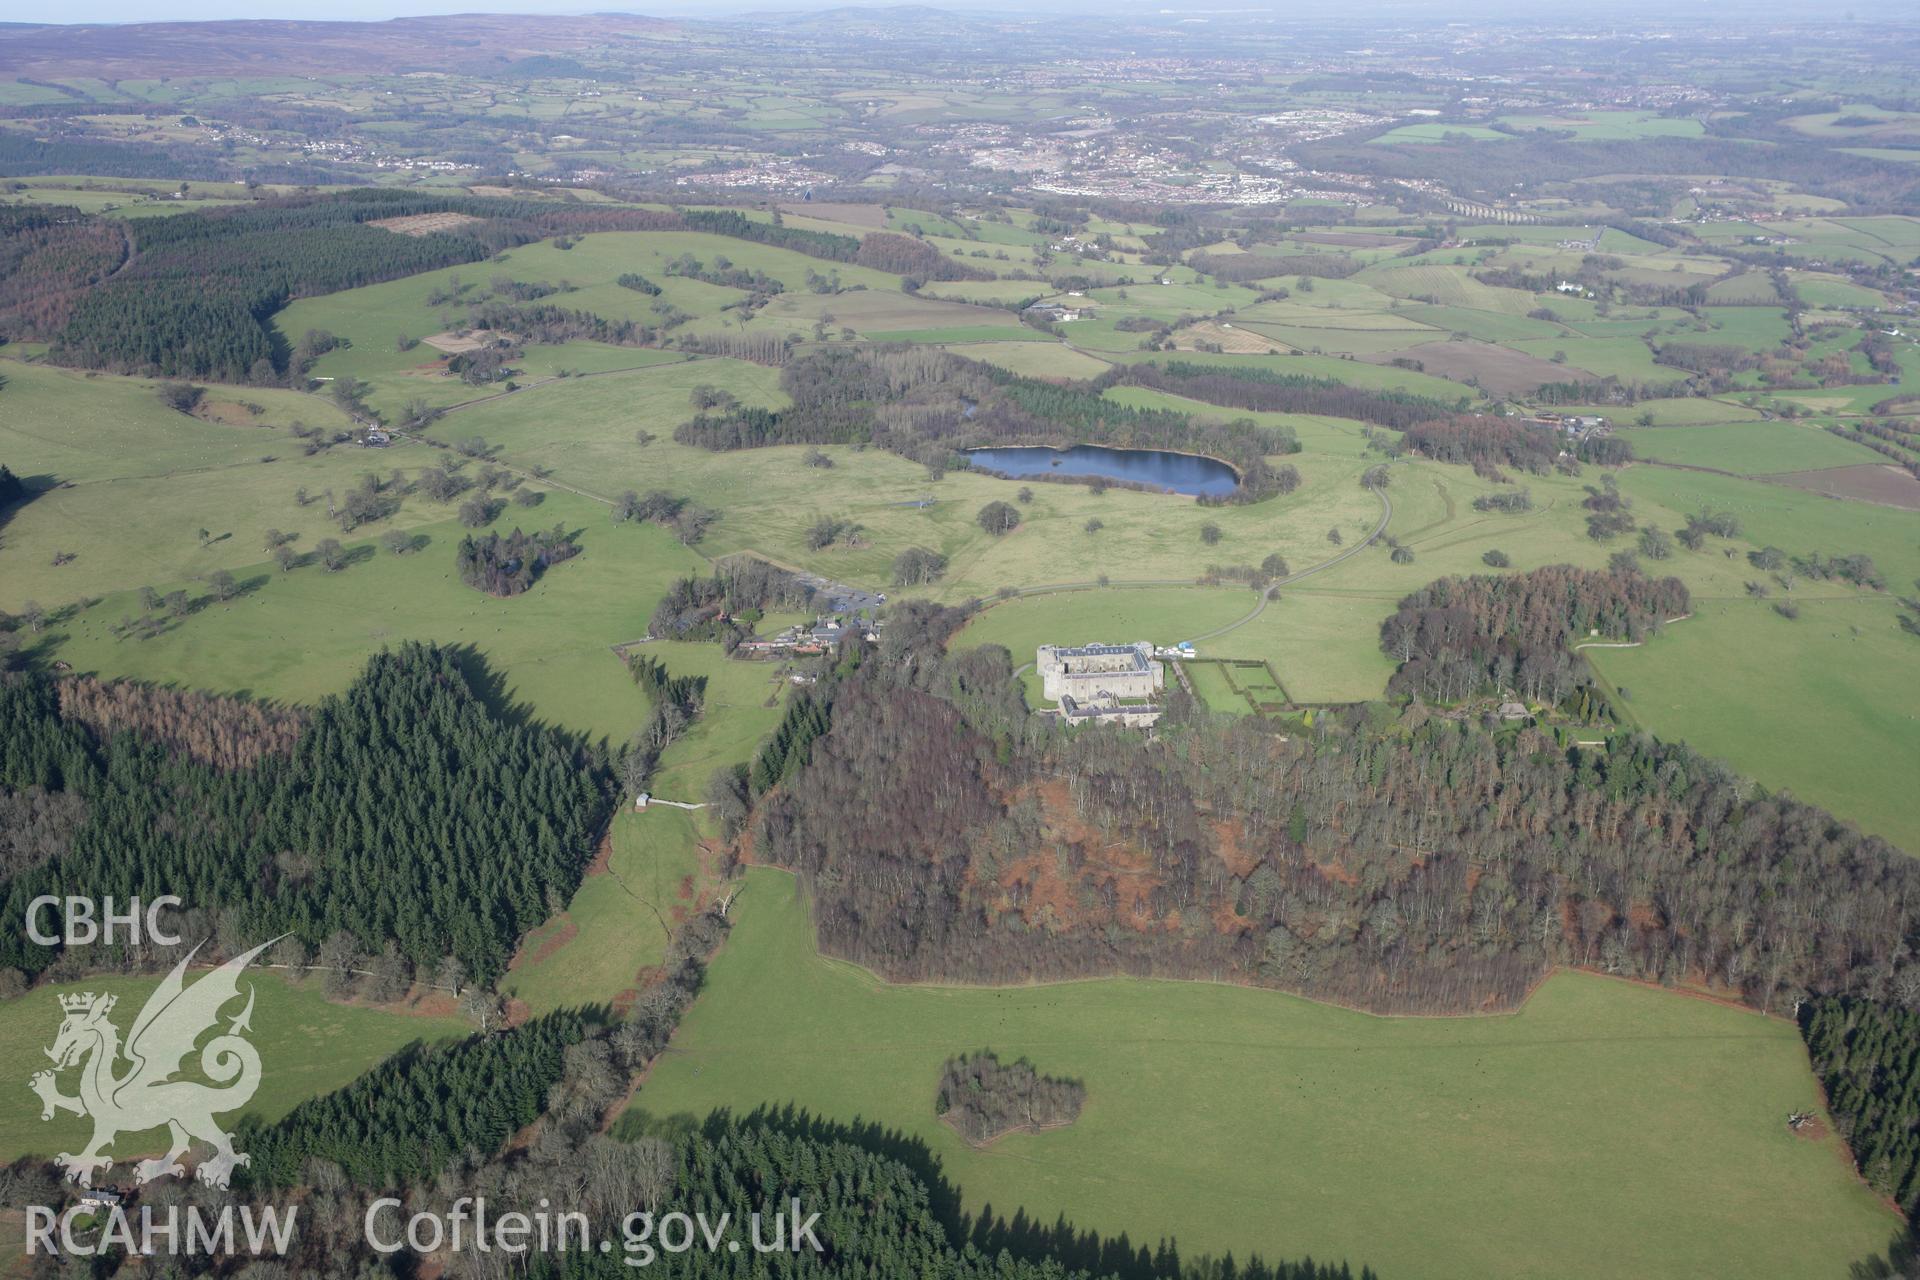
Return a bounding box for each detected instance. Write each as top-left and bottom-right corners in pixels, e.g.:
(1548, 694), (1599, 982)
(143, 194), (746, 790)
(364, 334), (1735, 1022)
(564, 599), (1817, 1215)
(1359, 339), (1597, 396)
(1764, 463), (1920, 510)
(368, 212), (484, 237)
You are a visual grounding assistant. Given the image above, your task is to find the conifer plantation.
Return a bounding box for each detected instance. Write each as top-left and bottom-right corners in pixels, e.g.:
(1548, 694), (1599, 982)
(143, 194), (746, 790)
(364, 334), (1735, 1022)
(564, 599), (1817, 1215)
(241, 1010), (589, 1188)
(1802, 998), (1920, 1215)
(0, 643), (609, 984)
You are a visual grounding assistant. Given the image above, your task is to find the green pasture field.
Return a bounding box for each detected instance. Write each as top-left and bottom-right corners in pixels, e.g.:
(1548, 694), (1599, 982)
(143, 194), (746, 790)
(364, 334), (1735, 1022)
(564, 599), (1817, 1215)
(1840, 148), (1920, 164)
(640, 641), (793, 799)
(950, 341), (1112, 379)
(1053, 317), (1162, 355)
(0, 361), (427, 610)
(1699, 307), (1794, 351)
(630, 867), (1896, 1280)
(1098, 386), (1374, 456)
(1703, 274), (1782, 305)
(1785, 106), (1920, 140)
(0, 971), (467, 1161)
(918, 279), (1053, 306)
(0, 81), (77, 106)
(274, 229), (905, 415)
(1794, 275), (1891, 309)
(754, 289), (1022, 337)
(507, 806), (707, 1015)
(921, 235), (1043, 273)
(1619, 423), (1883, 474)
(1111, 348), (1476, 402)
(1211, 589), (1400, 703)
(1509, 335), (1670, 382)
(1209, 449), (1880, 711)
(1393, 304), (1571, 343)
(1618, 465), (1920, 590)
(1233, 278), (1412, 319)
(1354, 263), (1541, 316)
(1589, 598), (1920, 854)
(1235, 303), (1437, 334)
(1497, 110), (1705, 141)
(25, 490), (702, 749)
(0, 187), (243, 217)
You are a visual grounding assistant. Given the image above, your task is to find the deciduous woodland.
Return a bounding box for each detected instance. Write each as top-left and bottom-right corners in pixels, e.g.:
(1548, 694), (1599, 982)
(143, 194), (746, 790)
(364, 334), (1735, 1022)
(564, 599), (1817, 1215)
(1378, 565), (1690, 703)
(0, 644), (607, 985)
(746, 601), (1916, 1016)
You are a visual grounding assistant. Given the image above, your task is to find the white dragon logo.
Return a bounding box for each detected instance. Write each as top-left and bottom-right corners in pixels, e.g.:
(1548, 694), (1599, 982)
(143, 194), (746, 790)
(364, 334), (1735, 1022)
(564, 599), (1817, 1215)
(29, 939), (274, 1190)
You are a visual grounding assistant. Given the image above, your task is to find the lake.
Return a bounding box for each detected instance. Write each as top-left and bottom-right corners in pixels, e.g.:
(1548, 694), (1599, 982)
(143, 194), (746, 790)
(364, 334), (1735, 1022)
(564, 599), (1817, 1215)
(964, 444), (1239, 498)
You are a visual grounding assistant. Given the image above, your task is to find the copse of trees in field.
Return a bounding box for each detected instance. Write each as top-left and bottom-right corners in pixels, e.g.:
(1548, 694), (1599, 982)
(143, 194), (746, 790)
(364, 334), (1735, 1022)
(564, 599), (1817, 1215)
(936, 1051), (1086, 1145)
(0, 644), (608, 986)
(648, 557), (816, 647)
(742, 606), (1915, 1018)
(610, 487), (718, 547)
(1377, 564), (1689, 704)
(893, 546), (950, 586)
(454, 525), (580, 597)
(675, 346), (1301, 503)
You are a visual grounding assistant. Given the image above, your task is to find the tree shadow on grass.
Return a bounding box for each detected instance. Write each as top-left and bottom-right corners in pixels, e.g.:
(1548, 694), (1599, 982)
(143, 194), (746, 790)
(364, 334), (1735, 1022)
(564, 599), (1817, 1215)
(0, 471), (55, 542)
(443, 641), (609, 761)
(620, 1102), (1374, 1280)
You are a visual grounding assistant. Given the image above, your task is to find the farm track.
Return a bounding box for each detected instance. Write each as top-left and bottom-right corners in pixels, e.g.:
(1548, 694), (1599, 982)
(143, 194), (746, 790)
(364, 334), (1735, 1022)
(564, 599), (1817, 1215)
(433, 353), (710, 417)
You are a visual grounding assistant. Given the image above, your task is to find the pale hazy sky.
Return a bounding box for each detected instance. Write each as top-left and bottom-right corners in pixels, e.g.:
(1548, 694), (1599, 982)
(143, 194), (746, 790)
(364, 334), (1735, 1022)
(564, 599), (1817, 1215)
(7, 0), (1856, 25)
(10, 0), (1067, 19)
